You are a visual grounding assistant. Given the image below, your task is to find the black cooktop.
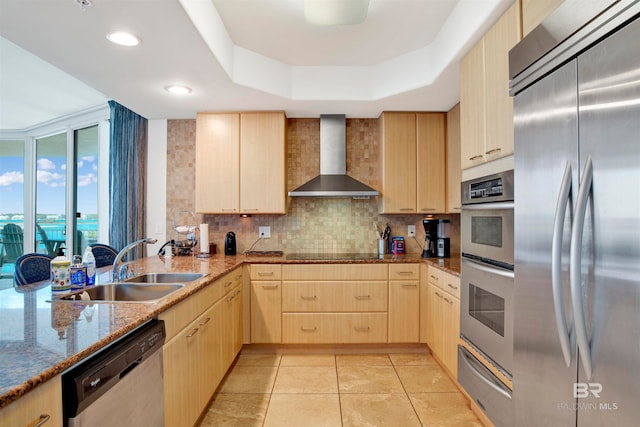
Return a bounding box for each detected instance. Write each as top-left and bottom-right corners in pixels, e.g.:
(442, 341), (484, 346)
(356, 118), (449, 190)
(286, 253), (381, 260)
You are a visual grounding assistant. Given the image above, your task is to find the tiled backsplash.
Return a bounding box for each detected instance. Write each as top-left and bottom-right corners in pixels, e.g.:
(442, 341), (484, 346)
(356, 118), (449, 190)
(166, 117), (459, 255)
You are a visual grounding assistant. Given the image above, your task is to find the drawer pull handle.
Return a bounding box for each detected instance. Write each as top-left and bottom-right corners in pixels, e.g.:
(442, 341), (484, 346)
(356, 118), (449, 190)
(447, 283), (458, 291)
(400, 208), (414, 211)
(420, 208), (436, 212)
(301, 295), (317, 300)
(258, 272), (274, 277)
(435, 291), (442, 298)
(262, 284), (279, 289)
(397, 271), (414, 276)
(301, 327), (317, 332)
(469, 154), (483, 161)
(199, 317), (211, 326)
(355, 295), (371, 300)
(402, 283), (418, 288)
(354, 326), (370, 332)
(443, 297), (453, 304)
(33, 414), (50, 427)
(224, 281), (233, 287)
(430, 274), (439, 281)
(186, 328), (199, 338)
(485, 148), (502, 155)
(221, 208), (237, 212)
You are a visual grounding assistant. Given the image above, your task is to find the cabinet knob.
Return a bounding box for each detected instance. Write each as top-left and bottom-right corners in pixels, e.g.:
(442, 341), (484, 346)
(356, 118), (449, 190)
(447, 283), (458, 291)
(301, 326), (317, 332)
(261, 284), (279, 289)
(258, 272), (275, 277)
(301, 295), (317, 300)
(354, 326), (371, 332)
(355, 295), (371, 300)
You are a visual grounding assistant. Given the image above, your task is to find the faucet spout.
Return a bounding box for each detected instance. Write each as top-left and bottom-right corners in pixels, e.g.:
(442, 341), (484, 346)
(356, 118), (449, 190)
(112, 238), (158, 281)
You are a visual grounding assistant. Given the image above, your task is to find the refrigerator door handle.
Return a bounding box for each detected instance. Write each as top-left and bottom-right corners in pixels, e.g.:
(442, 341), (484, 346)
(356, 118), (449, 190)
(570, 155), (594, 380)
(552, 161), (574, 367)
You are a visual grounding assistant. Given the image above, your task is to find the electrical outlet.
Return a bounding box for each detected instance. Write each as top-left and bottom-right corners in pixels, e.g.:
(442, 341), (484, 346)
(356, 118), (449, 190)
(259, 226), (271, 238)
(408, 225), (416, 237)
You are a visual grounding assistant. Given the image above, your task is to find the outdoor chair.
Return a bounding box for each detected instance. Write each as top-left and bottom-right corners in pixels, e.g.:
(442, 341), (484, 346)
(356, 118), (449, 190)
(14, 253), (53, 286)
(1, 223), (24, 277)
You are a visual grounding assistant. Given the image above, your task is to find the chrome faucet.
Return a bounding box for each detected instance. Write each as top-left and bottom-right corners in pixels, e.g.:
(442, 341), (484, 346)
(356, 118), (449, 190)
(112, 238), (158, 281)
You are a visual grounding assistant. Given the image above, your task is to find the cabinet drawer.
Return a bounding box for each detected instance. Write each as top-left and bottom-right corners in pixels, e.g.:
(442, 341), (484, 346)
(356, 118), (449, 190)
(428, 266), (460, 298)
(282, 281), (387, 312)
(250, 264), (282, 280)
(219, 268), (243, 296)
(282, 264), (388, 281)
(389, 263), (420, 280)
(282, 313), (388, 343)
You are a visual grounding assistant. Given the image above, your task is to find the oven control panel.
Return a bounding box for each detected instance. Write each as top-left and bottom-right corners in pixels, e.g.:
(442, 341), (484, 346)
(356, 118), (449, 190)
(462, 170), (514, 205)
(469, 177), (503, 199)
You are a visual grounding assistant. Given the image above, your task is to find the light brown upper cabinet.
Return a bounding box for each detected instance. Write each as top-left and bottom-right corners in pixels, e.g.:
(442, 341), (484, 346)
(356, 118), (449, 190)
(460, 2), (521, 170)
(379, 112), (445, 214)
(446, 104), (461, 213)
(195, 111), (286, 214)
(522, 0), (565, 36)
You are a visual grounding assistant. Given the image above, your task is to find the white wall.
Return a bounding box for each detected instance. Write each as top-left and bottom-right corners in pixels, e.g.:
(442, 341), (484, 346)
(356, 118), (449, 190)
(146, 120), (167, 255)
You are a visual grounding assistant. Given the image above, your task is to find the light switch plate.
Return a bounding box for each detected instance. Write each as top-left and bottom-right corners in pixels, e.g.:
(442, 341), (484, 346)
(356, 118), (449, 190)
(259, 226), (271, 238)
(408, 225), (416, 237)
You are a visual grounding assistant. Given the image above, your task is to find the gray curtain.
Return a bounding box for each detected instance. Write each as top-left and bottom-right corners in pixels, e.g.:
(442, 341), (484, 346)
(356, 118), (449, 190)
(108, 101), (148, 258)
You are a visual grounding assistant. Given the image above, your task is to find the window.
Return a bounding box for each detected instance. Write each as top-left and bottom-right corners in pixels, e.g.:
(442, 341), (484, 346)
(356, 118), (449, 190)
(0, 140), (25, 278)
(0, 107), (109, 273)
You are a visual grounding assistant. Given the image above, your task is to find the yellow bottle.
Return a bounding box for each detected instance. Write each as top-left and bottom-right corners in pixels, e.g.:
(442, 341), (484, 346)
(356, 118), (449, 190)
(50, 248), (71, 293)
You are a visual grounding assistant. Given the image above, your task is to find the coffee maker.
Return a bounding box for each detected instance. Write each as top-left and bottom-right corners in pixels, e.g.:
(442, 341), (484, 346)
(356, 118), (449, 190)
(422, 219), (450, 258)
(436, 219), (450, 258)
(422, 219), (438, 258)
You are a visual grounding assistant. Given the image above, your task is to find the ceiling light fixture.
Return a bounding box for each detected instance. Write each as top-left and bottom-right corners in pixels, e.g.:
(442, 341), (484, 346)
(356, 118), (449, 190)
(304, 0), (370, 25)
(165, 85), (192, 95)
(106, 31), (141, 47)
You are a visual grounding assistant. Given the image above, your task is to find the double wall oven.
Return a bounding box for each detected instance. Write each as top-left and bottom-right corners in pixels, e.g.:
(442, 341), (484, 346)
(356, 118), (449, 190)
(458, 170), (514, 427)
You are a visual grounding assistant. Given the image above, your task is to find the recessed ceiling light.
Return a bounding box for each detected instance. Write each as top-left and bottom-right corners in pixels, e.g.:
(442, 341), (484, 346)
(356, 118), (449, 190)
(106, 31), (141, 47)
(165, 85), (192, 95)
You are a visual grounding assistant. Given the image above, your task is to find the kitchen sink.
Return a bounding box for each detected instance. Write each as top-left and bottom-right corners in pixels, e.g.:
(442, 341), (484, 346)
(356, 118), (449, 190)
(124, 272), (205, 284)
(51, 283), (185, 303)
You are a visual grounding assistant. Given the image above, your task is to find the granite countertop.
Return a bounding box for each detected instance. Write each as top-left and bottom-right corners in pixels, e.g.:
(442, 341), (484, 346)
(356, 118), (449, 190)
(0, 252), (459, 408)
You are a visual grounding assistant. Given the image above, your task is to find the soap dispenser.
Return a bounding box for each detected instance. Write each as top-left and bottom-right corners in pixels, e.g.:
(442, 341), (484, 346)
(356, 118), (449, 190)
(51, 247), (71, 293)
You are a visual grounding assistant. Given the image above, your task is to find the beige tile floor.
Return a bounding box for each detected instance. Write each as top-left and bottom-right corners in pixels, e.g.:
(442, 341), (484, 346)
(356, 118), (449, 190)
(198, 349), (483, 427)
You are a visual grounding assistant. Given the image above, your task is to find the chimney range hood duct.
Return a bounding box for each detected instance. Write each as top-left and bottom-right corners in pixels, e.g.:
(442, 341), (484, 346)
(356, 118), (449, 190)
(288, 114), (380, 198)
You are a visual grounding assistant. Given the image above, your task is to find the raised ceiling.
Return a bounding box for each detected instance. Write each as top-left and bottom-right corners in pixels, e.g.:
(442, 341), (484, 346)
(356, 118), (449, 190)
(0, 0), (513, 130)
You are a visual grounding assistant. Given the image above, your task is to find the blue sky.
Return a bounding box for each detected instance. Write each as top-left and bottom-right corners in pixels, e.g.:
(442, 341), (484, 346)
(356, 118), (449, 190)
(0, 155), (98, 215)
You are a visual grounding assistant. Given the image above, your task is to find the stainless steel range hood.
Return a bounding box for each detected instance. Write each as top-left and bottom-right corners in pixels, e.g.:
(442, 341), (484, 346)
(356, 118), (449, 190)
(288, 114), (380, 198)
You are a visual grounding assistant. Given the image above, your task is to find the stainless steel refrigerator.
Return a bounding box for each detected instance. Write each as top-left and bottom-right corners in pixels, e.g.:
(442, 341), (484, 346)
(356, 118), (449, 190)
(510, 0), (640, 425)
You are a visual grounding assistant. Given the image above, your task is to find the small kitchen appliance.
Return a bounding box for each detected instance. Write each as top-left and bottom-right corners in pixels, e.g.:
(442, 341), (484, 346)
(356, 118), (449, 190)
(224, 232), (236, 255)
(436, 219), (450, 258)
(422, 219), (438, 258)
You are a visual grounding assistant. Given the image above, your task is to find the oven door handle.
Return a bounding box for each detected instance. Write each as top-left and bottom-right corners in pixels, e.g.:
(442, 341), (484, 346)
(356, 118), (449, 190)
(570, 155), (593, 380)
(461, 201), (514, 211)
(459, 346), (511, 400)
(552, 161), (574, 368)
(461, 257), (514, 279)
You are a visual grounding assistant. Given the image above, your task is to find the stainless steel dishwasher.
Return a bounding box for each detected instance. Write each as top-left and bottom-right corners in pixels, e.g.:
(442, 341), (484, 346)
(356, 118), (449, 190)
(62, 319), (166, 426)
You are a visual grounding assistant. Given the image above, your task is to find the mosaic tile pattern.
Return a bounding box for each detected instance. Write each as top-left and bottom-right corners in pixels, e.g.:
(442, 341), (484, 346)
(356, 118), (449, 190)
(166, 118), (460, 256)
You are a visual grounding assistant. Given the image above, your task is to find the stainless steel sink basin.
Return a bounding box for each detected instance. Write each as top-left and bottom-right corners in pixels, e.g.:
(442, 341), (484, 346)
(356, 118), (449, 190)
(52, 283), (185, 303)
(124, 272), (205, 284)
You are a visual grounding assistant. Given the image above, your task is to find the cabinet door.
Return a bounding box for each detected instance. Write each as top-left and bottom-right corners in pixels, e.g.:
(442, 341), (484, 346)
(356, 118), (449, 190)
(442, 294), (460, 377)
(240, 112), (286, 214)
(484, 1), (521, 161)
(446, 104), (462, 213)
(251, 281), (282, 343)
(416, 113), (446, 213)
(195, 113), (240, 213)
(460, 39), (486, 169)
(163, 316), (202, 427)
(388, 280), (420, 343)
(379, 112), (417, 213)
(426, 283), (444, 358)
(0, 376), (62, 427)
(199, 302), (223, 402)
(221, 285), (243, 367)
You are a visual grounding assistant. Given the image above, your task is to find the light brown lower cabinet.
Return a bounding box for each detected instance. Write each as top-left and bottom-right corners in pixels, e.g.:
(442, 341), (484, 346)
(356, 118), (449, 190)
(388, 264), (420, 343)
(250, 264), (282, 343)
(425, 266), (460, 377)
(0, 375), (62, 427)
(161, 268), (242, 427)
